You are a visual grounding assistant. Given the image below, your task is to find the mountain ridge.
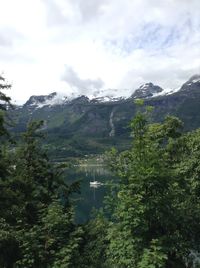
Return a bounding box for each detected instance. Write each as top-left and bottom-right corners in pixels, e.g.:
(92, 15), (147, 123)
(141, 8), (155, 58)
(10, 74), (200, 158)
(23, 74), (200, 110)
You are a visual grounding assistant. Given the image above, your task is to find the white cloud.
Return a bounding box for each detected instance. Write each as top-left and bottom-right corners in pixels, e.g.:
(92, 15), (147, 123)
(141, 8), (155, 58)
(0, 0), (199, 103)
(62, 66), (104, 93)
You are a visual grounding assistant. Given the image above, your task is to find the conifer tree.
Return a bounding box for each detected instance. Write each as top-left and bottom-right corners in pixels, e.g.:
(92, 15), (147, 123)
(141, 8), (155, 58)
(12, 120), (83, 267)
(0, 76), (21, 268)
(0, 86), (82, 267)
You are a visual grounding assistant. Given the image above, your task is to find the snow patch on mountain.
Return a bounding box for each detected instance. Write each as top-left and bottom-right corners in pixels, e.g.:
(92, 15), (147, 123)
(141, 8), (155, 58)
(35, 94), (67, 108)
(90, 96), (125, 103)
(88, 88), (130, 102)
(26, 92), (77, 109)
(152, 87), (181, 97)
(186, 74), (200, 84)
(192, 78), (200, 83)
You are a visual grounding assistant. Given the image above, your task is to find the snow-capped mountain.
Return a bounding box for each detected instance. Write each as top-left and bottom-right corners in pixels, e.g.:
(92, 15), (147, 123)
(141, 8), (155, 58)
(23, 74), (200, 110)
(22, 85), (157, 109)
(24, 92), (69, 108)
(131, 83), (163, 99)
(24, 90), (128, 109)
(9, 74), (200, 158)
(180, 74), (200, 91)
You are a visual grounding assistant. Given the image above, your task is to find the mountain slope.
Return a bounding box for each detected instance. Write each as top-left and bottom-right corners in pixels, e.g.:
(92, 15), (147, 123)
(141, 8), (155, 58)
(10, 75), (200, 158)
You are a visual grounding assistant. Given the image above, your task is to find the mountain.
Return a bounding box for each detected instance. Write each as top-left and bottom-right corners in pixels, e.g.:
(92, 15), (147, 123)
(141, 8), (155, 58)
(21, 82), (166, 109)
(24, 92), (71, 109)
(10, 75), (200, 159)
(180, 74), (200, 93)
(131, 82), (163, 99)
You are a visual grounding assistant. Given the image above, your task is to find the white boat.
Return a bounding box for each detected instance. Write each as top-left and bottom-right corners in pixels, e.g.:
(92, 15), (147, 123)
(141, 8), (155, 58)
(90, 181), (103, 188)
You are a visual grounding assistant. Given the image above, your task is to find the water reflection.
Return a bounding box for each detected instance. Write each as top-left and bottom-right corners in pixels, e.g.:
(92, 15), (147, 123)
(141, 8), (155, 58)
(64, 163), (114, 223)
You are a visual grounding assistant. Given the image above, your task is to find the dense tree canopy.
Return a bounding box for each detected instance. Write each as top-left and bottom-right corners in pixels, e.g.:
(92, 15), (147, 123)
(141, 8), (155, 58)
(105, 104), (200, 267)
(0, 78), (83, 267)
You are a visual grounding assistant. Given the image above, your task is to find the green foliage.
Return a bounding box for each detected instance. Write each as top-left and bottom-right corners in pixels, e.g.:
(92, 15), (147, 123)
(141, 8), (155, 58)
(0, 76), (11, 106)
(0, 219), (21, 268)
(105, 105), (200, 267)
(134, 99), (144, 106)
(138, 240), (167, 268)
(14, 121), (56, 206)
(0, 76), (12, 181)
(0, 114), (83, 267)
(15, 200), (83, 268)
(75, 210), (108, 268)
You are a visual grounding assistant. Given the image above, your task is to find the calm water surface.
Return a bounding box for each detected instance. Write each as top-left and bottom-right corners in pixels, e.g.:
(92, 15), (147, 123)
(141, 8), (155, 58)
(64, 164), (116, 223)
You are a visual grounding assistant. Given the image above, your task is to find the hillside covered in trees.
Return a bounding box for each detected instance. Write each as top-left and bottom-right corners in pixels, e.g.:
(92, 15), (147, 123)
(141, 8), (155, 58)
(1, 76), (200, 267)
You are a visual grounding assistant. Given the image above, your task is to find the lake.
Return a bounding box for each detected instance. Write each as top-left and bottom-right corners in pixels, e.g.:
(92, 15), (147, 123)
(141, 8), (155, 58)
(63, 162), (116, 223)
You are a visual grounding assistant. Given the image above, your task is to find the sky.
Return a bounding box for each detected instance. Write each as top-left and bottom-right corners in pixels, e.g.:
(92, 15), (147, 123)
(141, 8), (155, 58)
(0, 0), (200, 104)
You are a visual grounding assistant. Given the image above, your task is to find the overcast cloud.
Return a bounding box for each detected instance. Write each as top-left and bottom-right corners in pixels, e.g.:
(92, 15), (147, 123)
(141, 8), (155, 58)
(0, 0), (199, 103)
(62, 65), (104, 95)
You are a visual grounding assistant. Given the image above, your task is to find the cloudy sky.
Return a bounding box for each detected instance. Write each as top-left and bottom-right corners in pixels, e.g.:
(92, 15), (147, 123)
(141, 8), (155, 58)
(0, 0), (200, 104)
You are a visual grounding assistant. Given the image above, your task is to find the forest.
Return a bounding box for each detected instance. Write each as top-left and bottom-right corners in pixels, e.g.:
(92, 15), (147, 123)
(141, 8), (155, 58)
(1, 76), (200, 268)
